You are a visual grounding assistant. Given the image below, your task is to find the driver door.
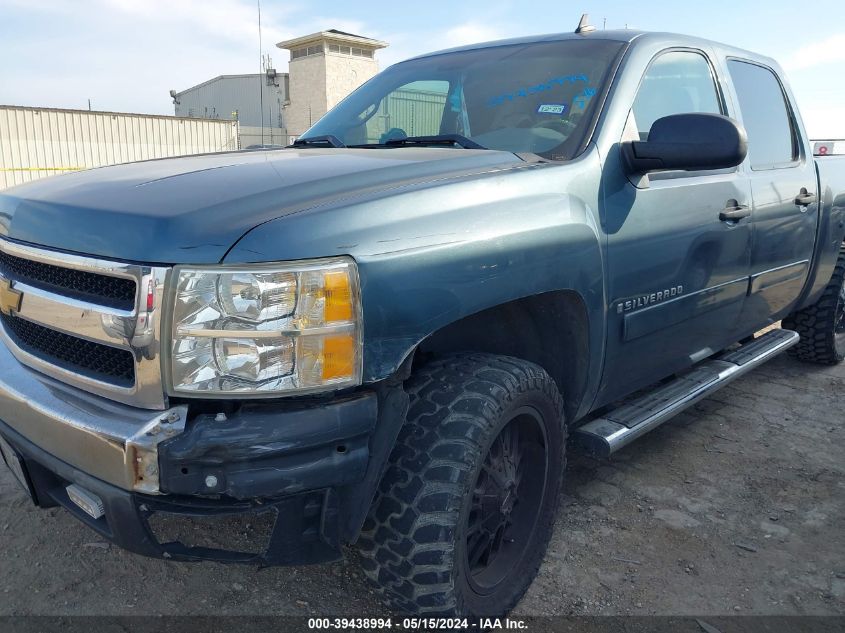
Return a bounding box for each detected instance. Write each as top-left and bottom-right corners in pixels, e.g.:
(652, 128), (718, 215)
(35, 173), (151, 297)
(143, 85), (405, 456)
(600, 49), (753, 404)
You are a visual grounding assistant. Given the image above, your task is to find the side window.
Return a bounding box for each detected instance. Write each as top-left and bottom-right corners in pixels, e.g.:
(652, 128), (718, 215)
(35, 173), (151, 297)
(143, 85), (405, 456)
(727, 60), (797, 169)
(631, 51), (722, 140)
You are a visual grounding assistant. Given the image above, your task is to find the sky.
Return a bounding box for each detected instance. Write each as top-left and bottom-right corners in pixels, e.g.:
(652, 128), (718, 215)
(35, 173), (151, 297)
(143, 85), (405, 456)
(1, 0), (844, 137)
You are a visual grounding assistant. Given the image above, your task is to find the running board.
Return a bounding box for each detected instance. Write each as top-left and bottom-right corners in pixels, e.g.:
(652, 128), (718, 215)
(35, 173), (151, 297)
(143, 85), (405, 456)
(573, 329), (799, 457)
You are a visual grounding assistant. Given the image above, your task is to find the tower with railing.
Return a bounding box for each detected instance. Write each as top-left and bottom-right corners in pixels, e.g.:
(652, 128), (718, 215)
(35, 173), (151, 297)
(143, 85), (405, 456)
(277, 30), (388, 140)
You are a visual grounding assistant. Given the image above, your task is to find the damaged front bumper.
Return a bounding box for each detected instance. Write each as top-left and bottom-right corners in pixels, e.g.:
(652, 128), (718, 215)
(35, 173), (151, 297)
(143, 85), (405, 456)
(0, 341), (409, 565)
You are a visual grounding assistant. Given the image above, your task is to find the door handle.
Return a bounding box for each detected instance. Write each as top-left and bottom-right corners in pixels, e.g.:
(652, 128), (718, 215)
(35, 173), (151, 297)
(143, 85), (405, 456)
(720, 200), (751, 222)
(794, 188), (817, 207)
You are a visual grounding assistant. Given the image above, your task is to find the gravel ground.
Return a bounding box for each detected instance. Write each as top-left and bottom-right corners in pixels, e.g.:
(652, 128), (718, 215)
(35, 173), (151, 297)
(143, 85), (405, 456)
(0, 350), (842, 616)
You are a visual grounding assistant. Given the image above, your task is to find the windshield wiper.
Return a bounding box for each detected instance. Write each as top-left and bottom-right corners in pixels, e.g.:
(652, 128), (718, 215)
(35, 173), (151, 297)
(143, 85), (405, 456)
(291, 135), (346, 148)
(385, 134), (487, 150)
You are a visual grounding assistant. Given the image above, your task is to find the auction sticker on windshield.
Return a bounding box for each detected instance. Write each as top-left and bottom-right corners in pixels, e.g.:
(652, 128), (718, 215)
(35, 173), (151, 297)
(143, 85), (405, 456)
(537, 104), (568, 114)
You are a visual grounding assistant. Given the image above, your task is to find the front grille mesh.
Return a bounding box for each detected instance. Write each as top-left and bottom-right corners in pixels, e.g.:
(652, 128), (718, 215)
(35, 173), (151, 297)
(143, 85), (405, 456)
(0, 249), (136, 310)
(1, 313), (135, 386)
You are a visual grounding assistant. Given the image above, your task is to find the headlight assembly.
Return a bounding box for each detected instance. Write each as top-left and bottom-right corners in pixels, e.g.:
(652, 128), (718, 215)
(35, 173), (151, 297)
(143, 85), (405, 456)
(169, 257), (361, 396)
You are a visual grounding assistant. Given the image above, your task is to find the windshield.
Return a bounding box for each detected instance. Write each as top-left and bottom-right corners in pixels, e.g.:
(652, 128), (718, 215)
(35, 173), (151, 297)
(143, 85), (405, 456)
(302, 39), (625, 160)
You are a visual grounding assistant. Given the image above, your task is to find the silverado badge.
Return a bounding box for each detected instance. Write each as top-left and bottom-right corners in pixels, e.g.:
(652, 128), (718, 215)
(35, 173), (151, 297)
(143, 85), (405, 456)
(617, 285), (684, 314)
(0, 277), (23, 316)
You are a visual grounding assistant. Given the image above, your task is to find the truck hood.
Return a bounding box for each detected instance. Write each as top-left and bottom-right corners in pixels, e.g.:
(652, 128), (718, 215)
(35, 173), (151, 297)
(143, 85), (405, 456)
(0, 147), (522, 263)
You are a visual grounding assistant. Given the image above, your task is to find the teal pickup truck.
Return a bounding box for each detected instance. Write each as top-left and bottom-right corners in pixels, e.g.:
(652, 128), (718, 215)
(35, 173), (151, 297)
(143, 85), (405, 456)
(0, 23), (844, 618)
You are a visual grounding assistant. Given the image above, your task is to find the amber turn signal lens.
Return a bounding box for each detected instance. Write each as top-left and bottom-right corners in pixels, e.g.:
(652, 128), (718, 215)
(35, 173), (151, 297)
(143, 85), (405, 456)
(321, 334), (355, 380)
(323, 270), (353, 322)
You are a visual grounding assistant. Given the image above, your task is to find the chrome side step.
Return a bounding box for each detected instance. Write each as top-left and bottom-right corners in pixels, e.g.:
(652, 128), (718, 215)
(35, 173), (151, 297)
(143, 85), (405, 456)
(573, 329), (799, 457)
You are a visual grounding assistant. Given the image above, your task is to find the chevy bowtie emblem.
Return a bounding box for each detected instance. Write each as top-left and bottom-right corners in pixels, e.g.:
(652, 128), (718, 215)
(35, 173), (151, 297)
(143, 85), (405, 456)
(0, 277), (23, 316)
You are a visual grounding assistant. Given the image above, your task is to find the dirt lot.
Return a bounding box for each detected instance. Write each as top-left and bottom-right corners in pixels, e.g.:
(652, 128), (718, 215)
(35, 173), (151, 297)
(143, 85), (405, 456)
(0, 349), (842, 616)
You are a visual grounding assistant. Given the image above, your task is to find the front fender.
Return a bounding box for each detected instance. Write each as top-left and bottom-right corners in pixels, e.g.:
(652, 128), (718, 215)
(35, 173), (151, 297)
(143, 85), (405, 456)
(357, 206), (603, 382)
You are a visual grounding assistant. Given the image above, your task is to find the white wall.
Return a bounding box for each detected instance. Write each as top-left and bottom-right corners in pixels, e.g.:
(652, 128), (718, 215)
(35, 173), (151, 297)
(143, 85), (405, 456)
(0, 106), (239, 190)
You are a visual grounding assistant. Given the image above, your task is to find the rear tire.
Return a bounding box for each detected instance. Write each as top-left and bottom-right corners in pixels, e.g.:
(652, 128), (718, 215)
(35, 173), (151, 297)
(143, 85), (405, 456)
(357, 354), (565, 617)
(783, 246), (845, 365)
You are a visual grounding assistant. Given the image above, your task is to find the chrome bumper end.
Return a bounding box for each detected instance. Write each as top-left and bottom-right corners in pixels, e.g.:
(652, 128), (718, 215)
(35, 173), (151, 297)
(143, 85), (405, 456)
(0, 341), (185, 493)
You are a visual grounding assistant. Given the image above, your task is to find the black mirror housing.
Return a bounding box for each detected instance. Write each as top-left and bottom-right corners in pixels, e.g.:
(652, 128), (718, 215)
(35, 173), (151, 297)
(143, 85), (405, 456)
(622, 113), (748, 174)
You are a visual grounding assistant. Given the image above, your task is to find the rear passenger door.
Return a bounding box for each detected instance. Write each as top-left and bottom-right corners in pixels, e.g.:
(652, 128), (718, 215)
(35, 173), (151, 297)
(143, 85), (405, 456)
(726, 59), (819, 324)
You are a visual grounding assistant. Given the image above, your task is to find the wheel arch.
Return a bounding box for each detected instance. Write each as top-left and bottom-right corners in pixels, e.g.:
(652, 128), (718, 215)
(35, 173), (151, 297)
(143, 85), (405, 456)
(411, 290), (591, 423)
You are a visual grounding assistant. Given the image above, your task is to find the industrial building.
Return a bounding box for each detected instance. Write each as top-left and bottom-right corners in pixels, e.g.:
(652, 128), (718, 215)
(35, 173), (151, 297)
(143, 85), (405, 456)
(172, 72), (289, 141)
(172, 29), (388, 144)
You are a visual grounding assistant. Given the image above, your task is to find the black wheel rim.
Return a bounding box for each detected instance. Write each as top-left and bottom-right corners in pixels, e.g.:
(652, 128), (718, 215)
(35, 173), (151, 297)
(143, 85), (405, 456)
(835, 282), (845, 355)
(463, 406), (548, 595)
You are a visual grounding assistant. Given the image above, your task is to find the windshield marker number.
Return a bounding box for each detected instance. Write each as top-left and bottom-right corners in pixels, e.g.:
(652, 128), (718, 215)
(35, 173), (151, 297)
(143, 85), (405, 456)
(537, 104), (568, 115)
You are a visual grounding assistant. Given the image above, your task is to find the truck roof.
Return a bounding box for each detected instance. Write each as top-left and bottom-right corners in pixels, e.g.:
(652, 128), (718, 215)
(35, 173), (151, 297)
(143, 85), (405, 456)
(409, 30), (776, 69)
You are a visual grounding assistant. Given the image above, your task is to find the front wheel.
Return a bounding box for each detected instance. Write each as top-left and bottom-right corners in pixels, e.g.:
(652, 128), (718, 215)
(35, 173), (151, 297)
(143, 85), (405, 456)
(783, 246), (845, 365)
(357, 354), (566, 617)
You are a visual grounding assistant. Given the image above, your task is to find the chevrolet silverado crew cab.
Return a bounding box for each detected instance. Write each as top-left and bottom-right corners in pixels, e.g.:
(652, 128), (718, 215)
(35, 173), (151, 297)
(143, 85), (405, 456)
(1, 25), (844, 618)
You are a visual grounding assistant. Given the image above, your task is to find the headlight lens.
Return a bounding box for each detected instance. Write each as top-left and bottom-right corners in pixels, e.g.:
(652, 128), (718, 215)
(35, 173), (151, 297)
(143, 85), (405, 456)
(217, 272), (297, 322)
(170, 257), (361, 395)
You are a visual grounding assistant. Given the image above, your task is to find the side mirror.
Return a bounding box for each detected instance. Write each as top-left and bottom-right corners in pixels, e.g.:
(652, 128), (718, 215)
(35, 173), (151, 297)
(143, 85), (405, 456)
(622, 113), (747, 174)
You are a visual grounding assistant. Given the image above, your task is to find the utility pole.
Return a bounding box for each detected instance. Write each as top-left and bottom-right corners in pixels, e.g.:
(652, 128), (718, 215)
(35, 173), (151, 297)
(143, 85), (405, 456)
(257, 0), (265, 145)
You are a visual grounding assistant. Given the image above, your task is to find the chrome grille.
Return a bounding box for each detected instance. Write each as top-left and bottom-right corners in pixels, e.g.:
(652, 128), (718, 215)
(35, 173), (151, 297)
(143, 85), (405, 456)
(0, 236), (170, 410)
(1, 313), (136, 386)
(0, 248), (137, 310)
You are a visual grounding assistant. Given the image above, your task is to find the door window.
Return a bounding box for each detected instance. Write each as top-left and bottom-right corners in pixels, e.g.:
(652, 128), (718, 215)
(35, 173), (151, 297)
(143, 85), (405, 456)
(727, 60), (797, 170)
(631, 51), (722, 140)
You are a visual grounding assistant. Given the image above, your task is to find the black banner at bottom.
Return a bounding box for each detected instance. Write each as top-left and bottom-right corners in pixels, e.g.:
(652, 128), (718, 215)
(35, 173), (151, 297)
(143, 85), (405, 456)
(0, 616), (842, 633)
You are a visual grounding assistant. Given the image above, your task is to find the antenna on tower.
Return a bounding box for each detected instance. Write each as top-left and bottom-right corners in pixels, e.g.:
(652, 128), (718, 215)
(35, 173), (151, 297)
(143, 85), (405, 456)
(575, 13), (596, 34)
